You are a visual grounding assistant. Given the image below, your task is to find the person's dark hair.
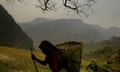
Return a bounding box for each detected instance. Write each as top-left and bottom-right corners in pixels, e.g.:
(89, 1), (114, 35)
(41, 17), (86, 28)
(39, 40), (59, 54)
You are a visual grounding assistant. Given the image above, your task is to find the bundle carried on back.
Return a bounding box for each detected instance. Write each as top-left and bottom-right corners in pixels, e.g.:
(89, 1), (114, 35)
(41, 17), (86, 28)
(56, 41), (83, 72)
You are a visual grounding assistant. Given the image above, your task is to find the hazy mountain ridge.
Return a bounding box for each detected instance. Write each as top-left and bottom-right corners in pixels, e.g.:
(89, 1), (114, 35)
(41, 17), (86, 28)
(0, 5), (33, 49)
(20, 18), (120, 48)
(20, 18), (52, 31)
(20, 19), (102, 43)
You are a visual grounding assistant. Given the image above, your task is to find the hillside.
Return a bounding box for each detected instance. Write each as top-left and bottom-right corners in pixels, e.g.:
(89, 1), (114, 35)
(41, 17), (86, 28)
(20, 19), (120, 48)
(0, 46), (88, 72)
(84, 36), (120, 54)
(0, 41), (119, 72)
(0, 46), (47, 72)
(0, 5), (33, 49)
(88, 36), (120, 60)
(84, 37), (120, 71)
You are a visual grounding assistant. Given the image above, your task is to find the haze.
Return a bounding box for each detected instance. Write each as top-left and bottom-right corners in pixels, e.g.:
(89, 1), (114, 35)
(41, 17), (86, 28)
(0, 0), (120, 28)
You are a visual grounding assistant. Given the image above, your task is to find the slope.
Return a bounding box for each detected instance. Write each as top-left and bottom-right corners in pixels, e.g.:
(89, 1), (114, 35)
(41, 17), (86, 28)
(0, 5), (33, 49)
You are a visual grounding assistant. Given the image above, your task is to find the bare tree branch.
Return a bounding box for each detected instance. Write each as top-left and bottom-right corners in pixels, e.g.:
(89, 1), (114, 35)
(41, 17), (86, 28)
(63, 0), (95, 15)
(5, 0), (95, 15)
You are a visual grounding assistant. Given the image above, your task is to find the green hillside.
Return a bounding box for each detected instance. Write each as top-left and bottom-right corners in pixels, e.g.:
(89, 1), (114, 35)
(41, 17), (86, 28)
(0, 46), (49, 72)
(0, 46), (89, 72)
(84, 37), (120, 72)
(0, 45), (119, 72)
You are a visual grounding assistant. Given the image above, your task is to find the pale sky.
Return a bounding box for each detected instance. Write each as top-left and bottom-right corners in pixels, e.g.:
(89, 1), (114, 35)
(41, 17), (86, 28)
(0, 0), (120, 28)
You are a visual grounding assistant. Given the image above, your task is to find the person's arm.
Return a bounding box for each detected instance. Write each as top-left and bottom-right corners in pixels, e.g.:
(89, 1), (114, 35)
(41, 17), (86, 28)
(32, 54), (48, 65)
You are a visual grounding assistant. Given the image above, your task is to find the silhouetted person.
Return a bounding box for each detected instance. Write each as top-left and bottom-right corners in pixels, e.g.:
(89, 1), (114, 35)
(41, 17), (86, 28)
(32, 40), (70, 72)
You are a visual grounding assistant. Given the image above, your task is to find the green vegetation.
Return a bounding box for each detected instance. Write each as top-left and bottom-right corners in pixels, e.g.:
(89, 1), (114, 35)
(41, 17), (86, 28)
(0, 44), (120, 72)
(0, 46), (50, 72)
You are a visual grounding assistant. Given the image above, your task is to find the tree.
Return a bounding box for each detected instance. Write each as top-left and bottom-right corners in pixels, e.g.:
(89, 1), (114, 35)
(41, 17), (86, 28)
(5, 0), (95, 16)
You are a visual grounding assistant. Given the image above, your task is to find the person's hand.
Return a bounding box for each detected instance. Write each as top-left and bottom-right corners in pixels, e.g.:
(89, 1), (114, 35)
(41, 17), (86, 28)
(31, 53), (36, 60)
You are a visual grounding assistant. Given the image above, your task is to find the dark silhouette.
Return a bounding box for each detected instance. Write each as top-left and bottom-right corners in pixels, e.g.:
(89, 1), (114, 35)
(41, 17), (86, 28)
(0, 5), (33, 49)
(32, 40), (71, 72)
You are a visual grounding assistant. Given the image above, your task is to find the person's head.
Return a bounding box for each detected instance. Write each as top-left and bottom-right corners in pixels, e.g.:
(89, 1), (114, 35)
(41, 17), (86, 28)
(39, 40), (58, 54)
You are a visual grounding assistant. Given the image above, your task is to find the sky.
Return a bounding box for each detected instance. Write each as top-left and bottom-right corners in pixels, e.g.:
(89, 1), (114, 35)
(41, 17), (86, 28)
(0, 0), (120, 28)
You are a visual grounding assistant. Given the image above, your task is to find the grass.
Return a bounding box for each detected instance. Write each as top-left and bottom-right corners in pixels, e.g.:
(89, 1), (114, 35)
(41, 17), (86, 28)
(0, 46), (120, 72)
(0, 46), (49, 72)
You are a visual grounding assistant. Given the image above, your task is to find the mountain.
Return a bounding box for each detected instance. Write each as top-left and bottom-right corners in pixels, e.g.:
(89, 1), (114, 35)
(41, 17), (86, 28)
(20, 18), (52, 31)
(20, 19), (120, 48)
(19, 19), (103, 47)
(0, 5), (33, 49)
